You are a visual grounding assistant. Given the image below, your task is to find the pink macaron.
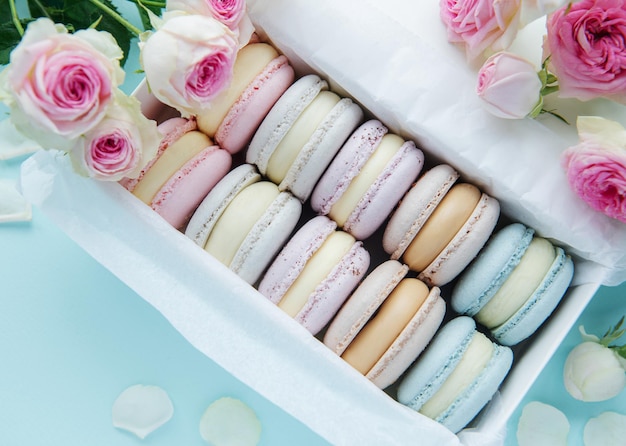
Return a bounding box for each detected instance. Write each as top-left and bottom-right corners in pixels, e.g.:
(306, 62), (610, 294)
(258, 215), (370, 335)
(196, 42), (295, 154)
(121, 117), (232, 229)
(311, 120), (424, 240)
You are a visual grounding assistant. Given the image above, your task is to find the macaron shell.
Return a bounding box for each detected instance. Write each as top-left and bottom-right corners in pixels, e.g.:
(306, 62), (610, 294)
(281, 97), (364, 202)
(451, 223), (535, 316)
(294, 240), (370, 335)
(151, 145), (232, 229)
(120, 117), (197, 192)
(184, 164), (261, 248)
(343, 140), (424, 240)
(367, 288), (446, 389)
(417, 193), (500, 287)
(258, 216), (337, 305)
(247, 74), (328, 174)
(216, 55), (295, 154)
(324, 260), (409, 356)
(492, 247), (574, 346)
(230, 190), (302, 284)
(383, 164), (459, 259)
(436, 343), (513, 433)
(397, 316), (476, 412)
(311, 120), (387, 215)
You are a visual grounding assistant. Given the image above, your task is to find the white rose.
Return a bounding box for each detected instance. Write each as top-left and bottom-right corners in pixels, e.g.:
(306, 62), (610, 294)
(139, 14), (239, 116)
(564, 341), (626, 402)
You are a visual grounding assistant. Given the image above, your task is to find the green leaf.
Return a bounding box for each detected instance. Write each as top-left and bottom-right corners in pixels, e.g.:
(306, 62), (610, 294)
(0, 0), (12, 23)
(28, 0), (65, 20)
(129, 0), (163, 32)
(0, 19), (33, 65)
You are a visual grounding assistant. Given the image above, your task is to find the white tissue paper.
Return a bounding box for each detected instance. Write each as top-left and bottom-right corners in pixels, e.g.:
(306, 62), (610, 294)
(17, 1), (625, 445)
(246, 0), (626, 286)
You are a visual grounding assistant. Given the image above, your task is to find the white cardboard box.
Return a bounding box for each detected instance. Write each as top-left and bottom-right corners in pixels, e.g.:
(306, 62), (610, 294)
(19, 1), (626, 444)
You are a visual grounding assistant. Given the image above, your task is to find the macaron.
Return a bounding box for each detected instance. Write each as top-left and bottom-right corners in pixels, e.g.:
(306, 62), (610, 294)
(451, 223), (575, 346)
(323, 260), (446, 389)
(196, 42), (295, 154)
(311, 120), (424, 240)
(185, 164), (302, 284)
(258, 215), (370, 335)
(246, 74), (363, 202)
(121, 117), (232, 229)
(383, 164), (500, 287)
(397, 316), (513, 433)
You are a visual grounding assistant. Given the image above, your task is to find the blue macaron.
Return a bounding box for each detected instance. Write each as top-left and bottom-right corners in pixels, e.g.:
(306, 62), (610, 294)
(397, 316), (513, 433)
(451, 223), (574, 346)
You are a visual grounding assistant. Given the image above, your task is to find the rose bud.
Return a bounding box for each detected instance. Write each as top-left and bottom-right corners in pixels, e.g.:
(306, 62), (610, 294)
(563, 319), (626, 402)
(476, 51), (543, 119)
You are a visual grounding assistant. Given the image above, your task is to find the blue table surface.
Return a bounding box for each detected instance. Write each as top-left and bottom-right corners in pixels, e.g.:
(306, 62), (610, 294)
(2, 7), (625, 444)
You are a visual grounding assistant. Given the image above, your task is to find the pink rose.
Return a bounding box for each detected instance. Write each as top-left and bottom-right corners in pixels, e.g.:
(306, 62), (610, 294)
(440, 0), (522, 60)
(477, 52), (543, 119)
(0, 18), (124, 151)
(70, 93), (161, 181)
(545, 0), (626, 103)
(561, 116), (626, 222)
(140, 14), (239, 116)
(166, 0), (246, 30)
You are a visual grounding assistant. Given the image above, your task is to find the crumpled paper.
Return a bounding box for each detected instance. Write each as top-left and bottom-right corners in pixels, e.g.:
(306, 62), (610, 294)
(247, 0), (626, 286)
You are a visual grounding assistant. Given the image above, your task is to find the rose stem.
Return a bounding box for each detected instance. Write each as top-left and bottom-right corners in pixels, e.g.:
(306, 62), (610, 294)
(9, 0), (24, 36)
(86, 0), (143, 36)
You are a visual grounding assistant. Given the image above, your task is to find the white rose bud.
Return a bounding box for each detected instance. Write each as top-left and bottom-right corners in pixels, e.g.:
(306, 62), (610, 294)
(563, 341), (626, 402)
(563, 318), (626, 403)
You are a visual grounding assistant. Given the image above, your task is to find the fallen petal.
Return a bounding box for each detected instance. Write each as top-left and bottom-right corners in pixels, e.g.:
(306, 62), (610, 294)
(584, 412), (626, 446)
(0, 119), (41, 160)
(0, 180), (32, 223)
(112, 384), (174, 439)
(517, 401), (570, 446)
(199, 397), (261, 446)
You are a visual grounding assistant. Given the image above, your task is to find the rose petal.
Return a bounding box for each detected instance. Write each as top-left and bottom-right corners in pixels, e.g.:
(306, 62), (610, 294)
(584, 412), (626, 446)
(0, 180), (32, 223)
(517, 401), (570, 446)
(0, 119), (42, 160)
(112, 384), (174, 439)
(199, 397), (261, 446)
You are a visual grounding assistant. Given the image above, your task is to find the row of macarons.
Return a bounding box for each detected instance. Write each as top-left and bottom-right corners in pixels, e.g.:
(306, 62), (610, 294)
(120, 40), (575, 432)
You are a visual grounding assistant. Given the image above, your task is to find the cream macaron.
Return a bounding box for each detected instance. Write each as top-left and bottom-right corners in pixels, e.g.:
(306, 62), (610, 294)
(185, 164), (302, 284)
(324, 260), (446, 389)
(247, 74), (364, 202)
(383, 164), (500, 287)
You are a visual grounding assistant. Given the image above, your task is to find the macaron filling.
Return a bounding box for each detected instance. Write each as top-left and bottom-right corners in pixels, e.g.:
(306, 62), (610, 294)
(278, 230), (355, 317)
(266, 91), (341, 184)
(476, 237), (556, 328)
(132, 131), (213, 204)
(403, 183), (481, 272)
(341, 278), (429, 375)
(329, 133), (405, 227)
(197, 43), (279, 136)
(204, 181), (279, 266)
(419, 331), (493, 420)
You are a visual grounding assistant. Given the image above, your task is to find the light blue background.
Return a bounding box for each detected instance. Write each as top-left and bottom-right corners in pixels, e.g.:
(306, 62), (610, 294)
(1, 2), (625, 444)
